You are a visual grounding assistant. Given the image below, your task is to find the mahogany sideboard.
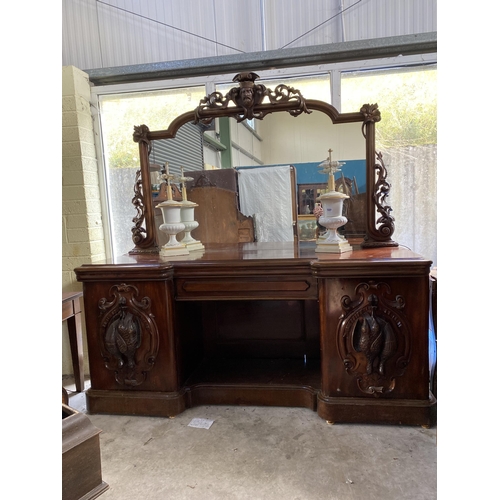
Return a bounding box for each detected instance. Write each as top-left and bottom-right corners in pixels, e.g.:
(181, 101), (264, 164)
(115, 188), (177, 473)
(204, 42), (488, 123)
(75, 241), (435, 426)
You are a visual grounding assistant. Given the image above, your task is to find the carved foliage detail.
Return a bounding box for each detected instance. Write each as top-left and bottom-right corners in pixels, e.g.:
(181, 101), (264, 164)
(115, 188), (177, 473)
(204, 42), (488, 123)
(133, 124), (152, 148)
(338, 281), (410, 396)
(373, 151), (395, 239)
(130, 125), (152, 246)
(360, 103), (381, 138)
(194, 71), (311, 124)
(359, 103), (395, 241)
(98, 283), (159, 386)
(131, 169), (147, 245)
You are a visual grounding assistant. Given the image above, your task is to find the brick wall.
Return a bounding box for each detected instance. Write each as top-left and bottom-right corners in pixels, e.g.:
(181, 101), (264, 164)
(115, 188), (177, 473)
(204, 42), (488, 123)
(62, 66), (105, 375)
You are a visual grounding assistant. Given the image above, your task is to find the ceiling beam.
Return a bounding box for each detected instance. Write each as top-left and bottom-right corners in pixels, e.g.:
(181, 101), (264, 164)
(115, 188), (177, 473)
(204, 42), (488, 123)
(85, 32), (437, 86)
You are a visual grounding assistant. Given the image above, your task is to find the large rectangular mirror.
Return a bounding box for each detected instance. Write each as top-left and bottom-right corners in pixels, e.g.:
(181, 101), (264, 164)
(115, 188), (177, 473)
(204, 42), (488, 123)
(129, 72), (397, 253)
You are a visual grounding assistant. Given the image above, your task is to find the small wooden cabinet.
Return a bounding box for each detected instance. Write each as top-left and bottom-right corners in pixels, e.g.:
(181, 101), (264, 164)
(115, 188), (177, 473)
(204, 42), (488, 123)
(75, 241), (435, 426)
(62, 404), (108, 500)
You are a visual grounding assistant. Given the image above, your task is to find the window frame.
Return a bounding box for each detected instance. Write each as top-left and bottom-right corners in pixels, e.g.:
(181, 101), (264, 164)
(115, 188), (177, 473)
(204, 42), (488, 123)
(90, 53), (437, 259)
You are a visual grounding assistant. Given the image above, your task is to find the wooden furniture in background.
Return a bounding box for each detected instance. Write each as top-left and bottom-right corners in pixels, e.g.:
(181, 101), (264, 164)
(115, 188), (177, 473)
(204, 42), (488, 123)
(430, 267), (437, 398)
(63, 291), (84, 392)
(152, 169), (255, 246)
(185, 169), (255, 243)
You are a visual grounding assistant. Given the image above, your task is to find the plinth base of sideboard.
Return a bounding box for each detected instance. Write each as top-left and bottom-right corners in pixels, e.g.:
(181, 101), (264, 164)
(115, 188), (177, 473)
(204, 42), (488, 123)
(86, 385), (318, 418)
(86, 358), (321, 417)
(86, 388), (188, 418)
(317, 392), (437, 427)
(186, 383), (318, 410)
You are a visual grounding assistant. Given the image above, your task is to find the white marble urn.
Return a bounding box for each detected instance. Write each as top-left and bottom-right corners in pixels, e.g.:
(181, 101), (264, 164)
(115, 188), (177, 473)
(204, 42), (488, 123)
(157, 200), (189, 256)
(180, 201), (204, 251)
(315, 191), (352, 254)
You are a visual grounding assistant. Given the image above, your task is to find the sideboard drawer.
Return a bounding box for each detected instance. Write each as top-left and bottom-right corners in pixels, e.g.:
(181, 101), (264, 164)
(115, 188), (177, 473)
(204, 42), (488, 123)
(175, 277), (317, 300)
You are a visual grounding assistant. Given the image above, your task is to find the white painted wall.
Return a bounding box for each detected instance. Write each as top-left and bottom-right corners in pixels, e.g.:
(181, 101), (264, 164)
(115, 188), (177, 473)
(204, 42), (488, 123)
(230, 120), (264, 167)
(62, 66), (105, 375)
(259, 112), (365, 165)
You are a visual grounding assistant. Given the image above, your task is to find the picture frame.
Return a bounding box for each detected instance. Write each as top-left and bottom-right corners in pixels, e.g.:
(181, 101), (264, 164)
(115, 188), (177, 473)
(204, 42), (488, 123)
(297, 215), (317, 241)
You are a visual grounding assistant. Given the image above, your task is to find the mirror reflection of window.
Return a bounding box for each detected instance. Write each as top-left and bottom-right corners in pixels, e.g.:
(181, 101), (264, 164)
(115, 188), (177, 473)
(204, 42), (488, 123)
(298, 183), (327, 215)
(245, 118), (255, 130)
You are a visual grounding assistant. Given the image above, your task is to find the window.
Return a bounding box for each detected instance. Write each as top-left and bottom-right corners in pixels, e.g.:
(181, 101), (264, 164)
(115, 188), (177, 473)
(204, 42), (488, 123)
(245, 118), (256, 130)
(93, 63), (436, 263)
(341, 65), (437, 266)
(98, 86), (206, 258)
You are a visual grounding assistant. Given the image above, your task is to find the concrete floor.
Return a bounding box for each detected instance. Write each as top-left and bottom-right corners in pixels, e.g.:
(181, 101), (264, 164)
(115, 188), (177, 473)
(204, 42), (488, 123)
(64, 376), (437, 500)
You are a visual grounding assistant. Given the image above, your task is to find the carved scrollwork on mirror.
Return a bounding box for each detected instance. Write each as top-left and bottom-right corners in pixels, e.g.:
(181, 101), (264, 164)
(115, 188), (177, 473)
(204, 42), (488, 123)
(195, 71), (311, 123)
(130, 71), (398, 254)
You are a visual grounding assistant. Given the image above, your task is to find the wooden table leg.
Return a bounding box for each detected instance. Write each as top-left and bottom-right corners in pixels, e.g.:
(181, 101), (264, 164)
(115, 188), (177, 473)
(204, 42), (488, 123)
(67, 309), (85, 393)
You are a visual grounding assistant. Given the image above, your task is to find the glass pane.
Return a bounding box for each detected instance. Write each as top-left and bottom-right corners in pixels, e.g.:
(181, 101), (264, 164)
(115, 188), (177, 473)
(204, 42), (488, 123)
(341, 66), (437, 266)
(99, 86), (206, 258)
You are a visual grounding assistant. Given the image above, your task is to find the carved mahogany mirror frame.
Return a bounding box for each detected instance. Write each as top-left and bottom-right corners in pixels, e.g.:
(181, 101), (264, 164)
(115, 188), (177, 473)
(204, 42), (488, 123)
(130, 71), (397, 254)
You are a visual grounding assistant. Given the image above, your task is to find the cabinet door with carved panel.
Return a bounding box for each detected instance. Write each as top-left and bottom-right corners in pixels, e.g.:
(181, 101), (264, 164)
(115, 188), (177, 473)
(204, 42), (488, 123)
(317, 271), (432, 425)
(81, 277), (179, 394)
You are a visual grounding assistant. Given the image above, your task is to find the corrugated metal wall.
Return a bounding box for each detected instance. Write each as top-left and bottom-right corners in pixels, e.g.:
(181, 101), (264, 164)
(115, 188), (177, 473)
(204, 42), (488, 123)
(150, 122), (205, 176)
(62, 0), (437, 71)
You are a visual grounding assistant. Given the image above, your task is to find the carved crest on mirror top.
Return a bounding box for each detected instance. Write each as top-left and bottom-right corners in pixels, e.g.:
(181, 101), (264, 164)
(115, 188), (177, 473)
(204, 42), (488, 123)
(130, 72), (397, 254)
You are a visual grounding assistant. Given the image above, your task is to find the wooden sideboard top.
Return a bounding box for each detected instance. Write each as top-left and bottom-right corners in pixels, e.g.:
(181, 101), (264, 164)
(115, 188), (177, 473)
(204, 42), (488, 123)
(75, 241), (431, 281)
(85, 241), (425, 264)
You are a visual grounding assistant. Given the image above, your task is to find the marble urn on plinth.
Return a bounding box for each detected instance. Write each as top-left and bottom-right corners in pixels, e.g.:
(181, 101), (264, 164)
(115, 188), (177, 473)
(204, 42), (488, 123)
(315, 191), (352, 253)
(315, 149), (352, 254)
(157, 200), (189, 257)
(180, 201), (204, 252)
